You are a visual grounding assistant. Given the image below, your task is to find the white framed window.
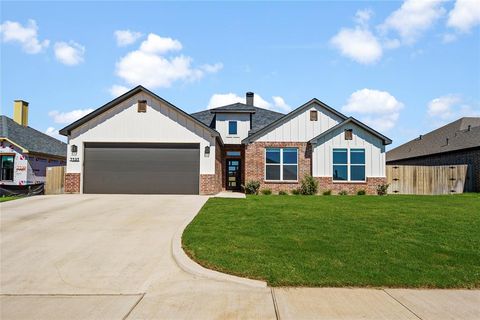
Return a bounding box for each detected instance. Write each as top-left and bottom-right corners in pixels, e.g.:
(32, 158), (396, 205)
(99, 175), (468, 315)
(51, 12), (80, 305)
(265, 148), (298, 181)
(333, 148), (365, 182)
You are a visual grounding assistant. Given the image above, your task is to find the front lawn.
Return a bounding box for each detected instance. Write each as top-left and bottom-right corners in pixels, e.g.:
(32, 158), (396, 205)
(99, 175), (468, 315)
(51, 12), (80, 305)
(183, 194), (480, 288)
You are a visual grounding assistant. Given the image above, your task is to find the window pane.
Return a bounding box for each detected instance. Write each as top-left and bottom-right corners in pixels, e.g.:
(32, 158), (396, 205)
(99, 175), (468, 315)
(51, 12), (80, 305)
(333, 149), (347, 164)
(226, 151), (241, 156)
(333, 165), (348, 181)
(228, 121), (237, 135)
(351, 149), (365, 164)
(266, 165), (280, 180)
(266, 148), (280, 164)
(283, 148), (298, 164)
(1, 156), (14, 168)
(351, 165), (365, 181)
(283, 165), (297, 181)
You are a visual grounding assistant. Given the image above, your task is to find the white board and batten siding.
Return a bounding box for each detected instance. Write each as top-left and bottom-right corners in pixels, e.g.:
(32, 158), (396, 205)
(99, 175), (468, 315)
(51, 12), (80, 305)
(67, 92), (217, 176)
(312, 123), (386, 178)
(215, 113), (250, 144)
(256, 103), (344, 142)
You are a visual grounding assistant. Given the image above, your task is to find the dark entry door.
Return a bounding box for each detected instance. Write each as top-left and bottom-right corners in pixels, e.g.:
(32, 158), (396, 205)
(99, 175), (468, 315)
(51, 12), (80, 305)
(83, 142), (199, 194)
(226, 159), (241, 190)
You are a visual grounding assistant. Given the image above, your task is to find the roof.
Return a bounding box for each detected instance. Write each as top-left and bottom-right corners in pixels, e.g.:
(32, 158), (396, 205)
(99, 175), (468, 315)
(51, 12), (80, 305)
(242, 98), (349, 143)
(387, 117), (480, 162)
(309, 117), (392, 145)
(59, 85), (221, 139)
(191, 104), (284, 133)
(0, 115), (67, 158)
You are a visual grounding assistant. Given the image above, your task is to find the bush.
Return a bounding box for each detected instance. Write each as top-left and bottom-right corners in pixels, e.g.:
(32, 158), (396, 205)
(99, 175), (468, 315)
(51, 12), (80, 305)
(357, 189), (366, 195)
(300, 175), (318, 195)
(261, 189), (272, 195)
(244, 180), (260, 195)
(376, 184), (389, 196)
(291, 188), (301, 195)
(278, 190), (288, 195)
(338, 190), (348, 196)
(322, 189), (332, 196)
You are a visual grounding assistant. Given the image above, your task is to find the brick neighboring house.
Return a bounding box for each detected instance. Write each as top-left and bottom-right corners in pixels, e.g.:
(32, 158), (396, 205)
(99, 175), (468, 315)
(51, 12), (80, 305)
(60, 86), (391, 195)
(387, 117), (480, 192)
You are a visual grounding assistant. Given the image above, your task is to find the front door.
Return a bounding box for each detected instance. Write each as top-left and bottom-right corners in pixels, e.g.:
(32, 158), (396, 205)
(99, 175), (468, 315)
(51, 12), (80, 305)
(226, 159), (241, 190)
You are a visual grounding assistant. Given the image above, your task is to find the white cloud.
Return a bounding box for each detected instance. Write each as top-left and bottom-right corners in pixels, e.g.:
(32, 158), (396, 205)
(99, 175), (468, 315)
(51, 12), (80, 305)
(447, 0), (480, 33)
(355, 9), (374, 27)
(109, 84), (130, 96)
(54, 41), (85, 65)
(330, 27), (383, 64)
(342, 88), (404, 131)
(114, 33), (222, 88)
(207, 93), (290, 113)
(114, 30), (142, 46)
(427, 95), (480, 122)
(442, 33), (457, 43)
(0, 19), (49, 54)
(44, 127), (64, 141)
(379, 0), (446, 45)
(48, 108), (94, 124)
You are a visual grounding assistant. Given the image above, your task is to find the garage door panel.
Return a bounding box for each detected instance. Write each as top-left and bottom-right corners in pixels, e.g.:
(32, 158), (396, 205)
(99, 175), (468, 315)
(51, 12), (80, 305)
(83, 143), (200, 194)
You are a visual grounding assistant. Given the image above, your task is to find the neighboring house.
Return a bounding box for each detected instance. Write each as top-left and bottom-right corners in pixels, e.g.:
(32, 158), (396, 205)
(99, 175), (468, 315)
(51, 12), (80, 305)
(1, 101), (67, 187)
(387, 117), (480, 192)
(60, 86), (391, 195)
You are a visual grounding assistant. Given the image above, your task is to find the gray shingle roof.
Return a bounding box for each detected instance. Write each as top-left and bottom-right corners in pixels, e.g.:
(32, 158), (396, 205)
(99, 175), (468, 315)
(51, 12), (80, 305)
(387, 117), (480, 162)
(0, 115), (67, 158)
(191, 104), (284, 134)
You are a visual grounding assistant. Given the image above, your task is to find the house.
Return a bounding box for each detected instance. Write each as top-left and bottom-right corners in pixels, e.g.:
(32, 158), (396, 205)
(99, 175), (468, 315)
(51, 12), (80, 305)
(1, 101), (67, 189)
(59, 86), (391, 195)
(387, 117), (480, 192)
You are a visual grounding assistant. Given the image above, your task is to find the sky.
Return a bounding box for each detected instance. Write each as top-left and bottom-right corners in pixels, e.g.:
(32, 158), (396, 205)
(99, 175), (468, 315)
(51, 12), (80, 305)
(1, 0), (479, 148)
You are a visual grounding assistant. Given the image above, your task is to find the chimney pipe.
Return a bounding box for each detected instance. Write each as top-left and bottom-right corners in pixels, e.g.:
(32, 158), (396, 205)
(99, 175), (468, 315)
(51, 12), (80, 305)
(13, 100), (29, 127)
(246, 92), (254, 106)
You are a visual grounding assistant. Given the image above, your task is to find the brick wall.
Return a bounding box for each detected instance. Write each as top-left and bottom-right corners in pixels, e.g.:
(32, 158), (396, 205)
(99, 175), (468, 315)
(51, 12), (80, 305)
(244, 142), (312, 192)
(387, 148), (480, 192)
(316, 177), (387, 195)
(200, 141), (223, 195)
(64, 173), (80, 193)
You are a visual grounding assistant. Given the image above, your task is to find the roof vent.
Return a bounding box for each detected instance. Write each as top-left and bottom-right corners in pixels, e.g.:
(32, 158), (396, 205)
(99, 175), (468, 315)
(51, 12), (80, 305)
(446, 138), (449, 145)
(418, 134), (422, 140)
(467, 125), (471, 131)
(246, 92), (254, 106)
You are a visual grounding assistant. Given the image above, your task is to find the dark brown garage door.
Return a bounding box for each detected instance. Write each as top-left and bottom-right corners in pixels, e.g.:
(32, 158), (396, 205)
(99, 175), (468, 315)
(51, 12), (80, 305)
(83, 143), (200, 194)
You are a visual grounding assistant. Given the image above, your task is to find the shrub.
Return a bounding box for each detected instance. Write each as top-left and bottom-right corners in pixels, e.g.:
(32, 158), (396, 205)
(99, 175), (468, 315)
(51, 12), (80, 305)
(376, 184), (390, 196)
(261, 188), (272, 195)
(244, 180), (260, 195)
(322, 189), (332, 196)
(278, 190), (288, 195)
(338, 190), (348, 196)
(300, 175), (318, 195)
(357, 189), (366, 195)
(291, 188), (301, 195)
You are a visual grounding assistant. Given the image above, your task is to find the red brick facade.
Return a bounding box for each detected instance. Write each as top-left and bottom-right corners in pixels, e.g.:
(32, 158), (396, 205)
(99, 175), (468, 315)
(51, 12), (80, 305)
(199, 141), (223, 195)
(64, 173), (80, 193)
(316, 177), (387, 195)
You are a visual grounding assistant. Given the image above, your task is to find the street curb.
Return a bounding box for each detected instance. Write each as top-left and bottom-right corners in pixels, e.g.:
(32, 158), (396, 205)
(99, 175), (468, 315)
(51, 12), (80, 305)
(171, 205), (267, 289)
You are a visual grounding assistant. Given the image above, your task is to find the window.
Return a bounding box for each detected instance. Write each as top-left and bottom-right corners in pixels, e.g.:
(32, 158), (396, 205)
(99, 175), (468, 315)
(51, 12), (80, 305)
(344, 129), (353, 140)
(0, 155), (14, 181)
(332, 148), (365, 181)
(265, 148), (298, 181)
(137, 100), (147, 113)
(310, 110), (318, 121)
(228, 121), (237, 135)
(226, 151), (241, 157)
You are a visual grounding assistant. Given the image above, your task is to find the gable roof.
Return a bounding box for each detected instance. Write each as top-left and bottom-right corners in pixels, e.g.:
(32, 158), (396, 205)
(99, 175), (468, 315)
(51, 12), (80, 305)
(387, 117), (480, 162)
(191, 104), (284, 133)
(309, 117), (392, 145)
(59, 85), (221, 139)
(1, 115), (67, 158)
(242, 98), (348, 143)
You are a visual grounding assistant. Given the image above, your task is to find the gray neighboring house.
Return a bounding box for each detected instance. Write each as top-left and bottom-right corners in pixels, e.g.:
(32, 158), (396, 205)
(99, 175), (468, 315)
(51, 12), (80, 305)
(1, 101), (67, 186)
(387, 117), (480, 192)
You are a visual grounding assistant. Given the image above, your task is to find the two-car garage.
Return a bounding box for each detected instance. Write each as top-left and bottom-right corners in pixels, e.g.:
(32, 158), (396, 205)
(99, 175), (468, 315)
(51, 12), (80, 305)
(83, 143), (200, 194)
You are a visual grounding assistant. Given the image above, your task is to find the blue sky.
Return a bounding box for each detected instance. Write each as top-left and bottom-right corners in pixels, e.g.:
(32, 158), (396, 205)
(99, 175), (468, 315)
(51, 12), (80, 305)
(1, 1), (479, 148)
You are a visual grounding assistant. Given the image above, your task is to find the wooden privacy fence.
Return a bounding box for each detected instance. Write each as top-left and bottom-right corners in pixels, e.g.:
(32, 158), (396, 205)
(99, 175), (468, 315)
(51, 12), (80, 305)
(45, 166), (65, 195)
(386, 165), (468, 195)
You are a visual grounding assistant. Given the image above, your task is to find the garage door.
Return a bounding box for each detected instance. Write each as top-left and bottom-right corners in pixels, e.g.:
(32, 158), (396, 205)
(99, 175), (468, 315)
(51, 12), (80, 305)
(83, 143), (200, 194)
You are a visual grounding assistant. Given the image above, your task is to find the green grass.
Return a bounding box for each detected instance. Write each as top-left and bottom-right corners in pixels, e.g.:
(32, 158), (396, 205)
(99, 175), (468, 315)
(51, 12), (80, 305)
(0, 196), (20, 203)
(183, 194), (480, 288)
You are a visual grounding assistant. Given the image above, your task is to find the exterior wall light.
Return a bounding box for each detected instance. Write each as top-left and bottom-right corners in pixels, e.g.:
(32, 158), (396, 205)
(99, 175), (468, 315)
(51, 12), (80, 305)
(204, 145), (210, 157)
(71, 144), (78, 156)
